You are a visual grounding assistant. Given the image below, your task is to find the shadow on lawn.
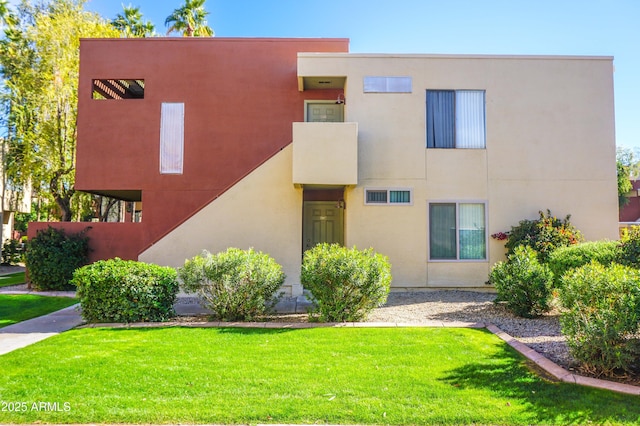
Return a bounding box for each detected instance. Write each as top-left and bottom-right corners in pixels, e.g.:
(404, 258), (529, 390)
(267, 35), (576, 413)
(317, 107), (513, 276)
(440, 345), (640, 424)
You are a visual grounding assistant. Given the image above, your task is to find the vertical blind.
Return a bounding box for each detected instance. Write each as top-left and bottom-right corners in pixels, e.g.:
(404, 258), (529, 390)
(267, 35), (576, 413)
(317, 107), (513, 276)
(455, 91), (486, 149)
(160, 102), (185, 174)
(426, 90), (485, 148)
(458, 203), (486, 259)
(429, 203), (457, 259)
(426, 90), (455, 148)
(429, 202), (486, 260)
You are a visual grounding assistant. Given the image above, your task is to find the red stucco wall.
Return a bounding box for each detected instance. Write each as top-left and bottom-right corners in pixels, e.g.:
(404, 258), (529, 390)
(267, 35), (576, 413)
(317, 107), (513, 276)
(74, 38), (349, 259)
(28, 222), (142, 263)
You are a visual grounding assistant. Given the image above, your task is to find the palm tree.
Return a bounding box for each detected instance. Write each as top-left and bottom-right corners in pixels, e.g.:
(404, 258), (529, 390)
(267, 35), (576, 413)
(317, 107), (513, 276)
(112, 5), (155, 38)
(165, 0), (214, 37)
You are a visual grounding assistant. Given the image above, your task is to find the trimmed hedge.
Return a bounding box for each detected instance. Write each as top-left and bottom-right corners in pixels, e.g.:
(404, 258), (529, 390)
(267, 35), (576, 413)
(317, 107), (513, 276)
(547, 240), (619, 286)
(301, 243), (391, 322)
(73, 258), (179, 323)
(179, 248), (285, 321)
(25, 226), (90, 290)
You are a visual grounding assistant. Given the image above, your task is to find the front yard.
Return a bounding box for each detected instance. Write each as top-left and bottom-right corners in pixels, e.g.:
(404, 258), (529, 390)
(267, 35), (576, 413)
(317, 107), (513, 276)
(0, 326), (638, 424)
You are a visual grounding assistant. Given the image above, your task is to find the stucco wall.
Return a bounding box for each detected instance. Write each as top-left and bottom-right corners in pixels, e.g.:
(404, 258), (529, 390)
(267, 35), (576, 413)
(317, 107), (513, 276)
(300, 53), (618, 288)
(139, 146), (303, 295)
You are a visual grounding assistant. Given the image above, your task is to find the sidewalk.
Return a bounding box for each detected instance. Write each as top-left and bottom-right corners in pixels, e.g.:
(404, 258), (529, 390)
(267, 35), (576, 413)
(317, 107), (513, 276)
(0, 303), (83, 355)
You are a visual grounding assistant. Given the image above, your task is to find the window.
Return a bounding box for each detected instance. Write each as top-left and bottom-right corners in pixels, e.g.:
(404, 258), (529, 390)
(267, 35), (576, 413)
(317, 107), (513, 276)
(92, 79), (144, 100)
(160, 102), (184, 174)
(426, 90), (485, 148)
(365, 188), (412, 205)
(364, 76), (412, 93)
(429, 202), (486, 260)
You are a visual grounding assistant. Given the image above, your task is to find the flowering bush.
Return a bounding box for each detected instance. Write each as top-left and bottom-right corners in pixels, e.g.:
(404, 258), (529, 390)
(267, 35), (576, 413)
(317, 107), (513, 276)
(494, 210), (583, 263)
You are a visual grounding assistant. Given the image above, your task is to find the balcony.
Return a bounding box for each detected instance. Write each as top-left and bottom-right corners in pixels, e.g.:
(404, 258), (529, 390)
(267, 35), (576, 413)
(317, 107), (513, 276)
(292, 122), (358, 186)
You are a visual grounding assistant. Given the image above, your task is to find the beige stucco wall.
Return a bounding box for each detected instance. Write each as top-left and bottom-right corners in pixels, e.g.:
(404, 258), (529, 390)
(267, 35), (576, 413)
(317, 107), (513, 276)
(300, 53), (618, 288)
(139, 145), (304, 296)
(292, 122), (358, 185)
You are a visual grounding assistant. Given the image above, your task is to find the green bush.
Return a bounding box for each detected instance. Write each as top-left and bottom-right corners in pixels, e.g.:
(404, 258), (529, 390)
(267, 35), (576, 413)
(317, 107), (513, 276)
(547, 240), (619, 286)
(618, 226), (640, 268)
(489, 245), (553, 318)
(73, 258), (179, 323)
(301, 243), (391, 322)
(178, 248), (285, 321)
(1, 239), (23, 265)
(25, 226), (90, 290)
(559, 262), (640, 377)
(502, 210), (583, 263)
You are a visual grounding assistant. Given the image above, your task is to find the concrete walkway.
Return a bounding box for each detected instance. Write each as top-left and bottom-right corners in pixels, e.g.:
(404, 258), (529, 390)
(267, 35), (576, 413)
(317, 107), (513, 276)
(0, 303), (83, 355)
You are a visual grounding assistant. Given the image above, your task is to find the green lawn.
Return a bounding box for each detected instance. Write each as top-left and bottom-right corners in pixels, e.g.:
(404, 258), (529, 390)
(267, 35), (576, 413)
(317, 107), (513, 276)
(0, 327), (638, 424)
(0, 271), (26, 288)
(0, 294), (77, 328)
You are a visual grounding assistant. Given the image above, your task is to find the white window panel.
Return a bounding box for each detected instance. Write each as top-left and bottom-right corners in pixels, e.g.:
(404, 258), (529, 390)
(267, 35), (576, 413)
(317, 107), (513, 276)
(160, 102), (184, 174)
(364, 76), (412, 93)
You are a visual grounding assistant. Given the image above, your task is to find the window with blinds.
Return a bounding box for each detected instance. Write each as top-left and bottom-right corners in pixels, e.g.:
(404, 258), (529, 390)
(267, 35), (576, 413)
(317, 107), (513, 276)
(426, 90), (486, 149)
(429, 202), (486, 260)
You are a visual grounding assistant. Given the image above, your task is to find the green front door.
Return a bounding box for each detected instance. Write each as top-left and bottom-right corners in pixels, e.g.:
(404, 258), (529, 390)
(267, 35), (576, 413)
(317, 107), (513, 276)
(302, 201), (344, 253)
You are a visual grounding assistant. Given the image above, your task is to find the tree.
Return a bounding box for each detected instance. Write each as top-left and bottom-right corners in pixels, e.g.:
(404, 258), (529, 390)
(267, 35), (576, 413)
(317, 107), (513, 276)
(0, 0), (118, 221)
(165, 0), (213, 37)
(111, 4), (154, 38)
(0, 0), (16, 28)
(617, 147), (636, 208)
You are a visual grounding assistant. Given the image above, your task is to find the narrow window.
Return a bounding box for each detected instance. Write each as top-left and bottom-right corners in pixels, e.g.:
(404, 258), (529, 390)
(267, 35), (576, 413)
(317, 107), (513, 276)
(364, 76), (412, 93)
(92, 79), (144, 100)
(429, 202), (486, 260)
(426, 90), (485, 148)
(365, 188), (412, 205)
(160, 102), (184, 174)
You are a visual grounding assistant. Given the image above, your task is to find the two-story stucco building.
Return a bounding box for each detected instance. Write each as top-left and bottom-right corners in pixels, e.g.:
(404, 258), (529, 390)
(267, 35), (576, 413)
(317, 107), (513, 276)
(30, 37), (618, 295)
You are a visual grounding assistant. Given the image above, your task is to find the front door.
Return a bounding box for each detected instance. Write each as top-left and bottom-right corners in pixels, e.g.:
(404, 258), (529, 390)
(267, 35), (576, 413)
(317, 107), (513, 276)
(306, 102), (344, 122)
(302, 201), (344, 253)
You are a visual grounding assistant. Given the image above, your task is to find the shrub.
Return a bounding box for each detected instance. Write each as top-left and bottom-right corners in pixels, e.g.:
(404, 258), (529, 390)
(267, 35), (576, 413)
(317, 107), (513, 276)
(25, 226), (90, 290)
(301, 243), (391, 322)
(559, 262), (640, 377)
(179, 248), (285, 321)
(618, 225), (640, 268)
(502, 210), (583, 263)
(547, 240), (619, 287)
(73, 258), (179, 323)
(1, 239), (23, 265)
(489, 245), (553, 318)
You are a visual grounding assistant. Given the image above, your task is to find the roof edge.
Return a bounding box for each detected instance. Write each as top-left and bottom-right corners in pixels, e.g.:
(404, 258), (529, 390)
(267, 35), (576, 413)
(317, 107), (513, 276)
(297, 52), (614, 61)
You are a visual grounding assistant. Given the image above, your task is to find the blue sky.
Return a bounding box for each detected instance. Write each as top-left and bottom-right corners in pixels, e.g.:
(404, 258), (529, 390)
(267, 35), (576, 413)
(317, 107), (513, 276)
(9, 0), (640, 149)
